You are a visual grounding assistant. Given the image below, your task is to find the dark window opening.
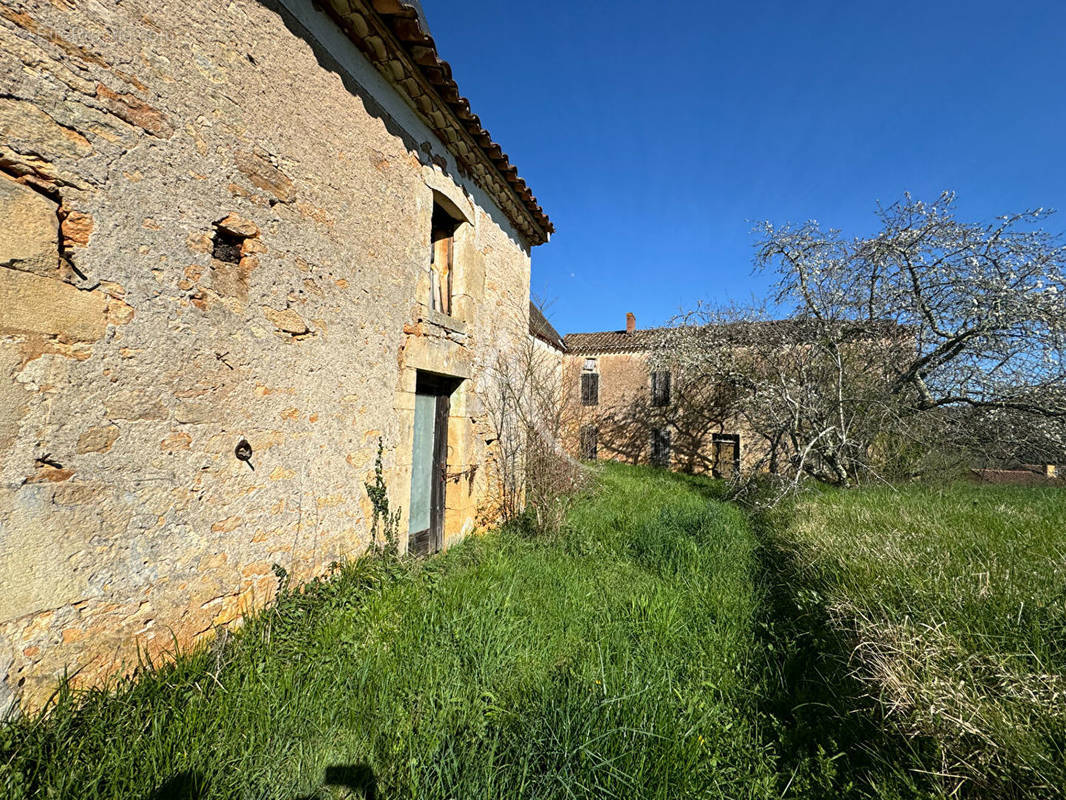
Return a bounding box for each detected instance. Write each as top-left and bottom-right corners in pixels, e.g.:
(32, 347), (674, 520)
(430, 202), (459, 316)
(212, 228), (244, 264)
(580, 425), (598, 460)
(580, 372), (599, 406)
(651, 428), (671, 467)
(711, 433), (741, 478)
(651, 370), (671, 407)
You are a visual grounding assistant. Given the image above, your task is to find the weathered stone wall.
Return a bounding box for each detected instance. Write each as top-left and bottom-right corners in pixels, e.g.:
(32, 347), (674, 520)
(562, 350), (753, 473)
(0, 0), (534, 712)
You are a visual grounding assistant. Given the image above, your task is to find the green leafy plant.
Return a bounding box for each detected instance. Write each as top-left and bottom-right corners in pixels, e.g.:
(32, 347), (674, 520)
(364, 437), (402, 556)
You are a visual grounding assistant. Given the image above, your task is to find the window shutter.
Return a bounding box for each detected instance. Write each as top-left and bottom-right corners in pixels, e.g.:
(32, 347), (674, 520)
(651, 371), (671, 407)
(712, 434), (741, 478)
(581, 373), (599, 406)
(580, 425), (598, 460)
(651, 428), (671, 466)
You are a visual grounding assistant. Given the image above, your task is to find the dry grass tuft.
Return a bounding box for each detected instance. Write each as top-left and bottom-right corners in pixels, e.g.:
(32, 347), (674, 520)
(782, 484), (1066, 797)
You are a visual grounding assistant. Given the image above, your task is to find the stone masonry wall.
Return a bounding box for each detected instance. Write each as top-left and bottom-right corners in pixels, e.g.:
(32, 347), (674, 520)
(0, 0), (534, 712)
(562, 350), (753, 473)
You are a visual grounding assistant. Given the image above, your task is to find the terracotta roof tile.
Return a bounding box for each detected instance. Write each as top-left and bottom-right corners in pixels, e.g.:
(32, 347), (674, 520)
(327, 0), (553, 244)
(529, 302), (565, 350)
(562, 327), (669, 354)
(563, 320), (908, 354)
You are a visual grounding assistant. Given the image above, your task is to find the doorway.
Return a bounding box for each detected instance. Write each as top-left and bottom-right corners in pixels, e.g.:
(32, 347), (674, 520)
(409, 372), (459, 556)
(711, 433), (741, 479)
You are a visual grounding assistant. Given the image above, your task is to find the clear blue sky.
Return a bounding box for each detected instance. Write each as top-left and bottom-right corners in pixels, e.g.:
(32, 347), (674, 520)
(425, 1), (1066, 335)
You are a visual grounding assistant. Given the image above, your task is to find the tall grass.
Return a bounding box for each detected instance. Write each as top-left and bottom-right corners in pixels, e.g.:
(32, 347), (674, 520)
(773, 483), (1066, 798)
(0, 464), (777, 799)
(8, 467), (1054, 799)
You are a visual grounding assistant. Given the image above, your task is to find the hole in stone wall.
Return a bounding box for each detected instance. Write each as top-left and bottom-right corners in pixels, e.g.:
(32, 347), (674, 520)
(234, 438), (254, 471)
(212, 228), (245, 264)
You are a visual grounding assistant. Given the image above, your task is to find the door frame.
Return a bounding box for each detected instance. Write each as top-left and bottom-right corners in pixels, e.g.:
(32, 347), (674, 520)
(409, 371), (460, 556)
(710, 433), (741, 478)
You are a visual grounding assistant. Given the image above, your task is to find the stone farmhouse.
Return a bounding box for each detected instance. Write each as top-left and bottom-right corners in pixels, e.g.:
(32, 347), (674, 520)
(0, 0), (554, 711)
(553, 314), (745, 477)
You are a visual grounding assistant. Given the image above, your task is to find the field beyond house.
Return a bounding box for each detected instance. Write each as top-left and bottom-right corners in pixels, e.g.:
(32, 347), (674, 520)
(2, 465), (1063, 799)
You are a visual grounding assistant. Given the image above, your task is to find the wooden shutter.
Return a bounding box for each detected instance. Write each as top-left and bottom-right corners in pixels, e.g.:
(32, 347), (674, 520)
(651, 371), (671, 407)
(651, 428), (671, 467)
(580, 425), (598, 460)
(581, 373), (599, 406)
(431, 230), (452, 315)
(431, 202), (458, 316)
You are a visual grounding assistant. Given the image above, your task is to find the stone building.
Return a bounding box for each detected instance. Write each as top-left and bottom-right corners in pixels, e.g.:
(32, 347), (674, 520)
(562, 314), (744, 476)
(0, 0), (553, 711)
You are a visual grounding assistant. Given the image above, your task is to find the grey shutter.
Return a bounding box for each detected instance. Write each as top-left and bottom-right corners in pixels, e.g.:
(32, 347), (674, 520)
(580, 425), (598, 460)
(651, 371), (671, 406)
(581, 373), (599, 406)
(651, 428), (671, 466)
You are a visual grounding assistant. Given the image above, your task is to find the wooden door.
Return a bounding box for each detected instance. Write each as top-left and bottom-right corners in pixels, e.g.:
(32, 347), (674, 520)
(712, 434), (740, 479)
(409, 374), (453, 555)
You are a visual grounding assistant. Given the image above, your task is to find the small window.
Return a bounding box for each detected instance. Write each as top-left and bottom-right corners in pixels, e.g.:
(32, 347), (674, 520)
(651, 370), (671, 407)
(711, 433), (741, 478)
(430, 201), (459, 315)
(651, 428), (671, 467)
(580, 372), (599, 406)
(583, 358), (597, 372)
(580, 425), (598, 460)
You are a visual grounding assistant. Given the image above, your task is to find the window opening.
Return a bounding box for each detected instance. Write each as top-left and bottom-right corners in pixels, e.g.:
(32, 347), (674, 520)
(430, 202), (459, 315)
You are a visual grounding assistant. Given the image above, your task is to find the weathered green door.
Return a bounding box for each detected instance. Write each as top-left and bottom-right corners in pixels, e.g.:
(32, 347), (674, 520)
(409, 374), (453, 555)
(409, 392), (435, 544)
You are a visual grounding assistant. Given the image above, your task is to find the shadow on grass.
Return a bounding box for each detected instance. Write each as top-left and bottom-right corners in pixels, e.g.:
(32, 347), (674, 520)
(751, 508), (942, 799)
(642, 467), (733, 504)
(148, 771), (205, 800)
(147, 762), (377, 800)
(291, 762), (378, 800)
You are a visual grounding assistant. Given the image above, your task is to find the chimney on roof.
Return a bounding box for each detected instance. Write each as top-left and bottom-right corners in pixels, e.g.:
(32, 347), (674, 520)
(626, 312), (636, 334)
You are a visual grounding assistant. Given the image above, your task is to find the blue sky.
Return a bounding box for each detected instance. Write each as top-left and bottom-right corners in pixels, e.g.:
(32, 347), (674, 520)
(425, 1), (1066, 335)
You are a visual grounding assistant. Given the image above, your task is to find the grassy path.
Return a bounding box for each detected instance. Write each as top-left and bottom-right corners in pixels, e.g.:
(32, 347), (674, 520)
(2, 464), (776, 799)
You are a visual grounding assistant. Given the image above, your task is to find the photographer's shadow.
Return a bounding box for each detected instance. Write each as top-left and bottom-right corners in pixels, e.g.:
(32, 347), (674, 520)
(294, 762), (379, 800)
(148, 762), (377, 800)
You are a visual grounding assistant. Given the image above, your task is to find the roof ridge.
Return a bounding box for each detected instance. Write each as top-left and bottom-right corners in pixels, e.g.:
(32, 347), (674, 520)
(562, 325), (671, 337)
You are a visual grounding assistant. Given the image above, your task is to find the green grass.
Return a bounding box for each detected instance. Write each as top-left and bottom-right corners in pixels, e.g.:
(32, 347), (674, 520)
(769, 483), (1066, 798)
(4, 469), (1061, 799)
(0, 464), (777, 799)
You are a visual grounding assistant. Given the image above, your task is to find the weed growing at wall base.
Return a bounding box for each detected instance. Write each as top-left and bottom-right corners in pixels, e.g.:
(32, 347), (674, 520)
(364, 437), (402, 555)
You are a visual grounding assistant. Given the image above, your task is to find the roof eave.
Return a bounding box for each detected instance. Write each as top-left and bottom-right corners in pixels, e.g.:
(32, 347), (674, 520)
(322, 0), (553, 246)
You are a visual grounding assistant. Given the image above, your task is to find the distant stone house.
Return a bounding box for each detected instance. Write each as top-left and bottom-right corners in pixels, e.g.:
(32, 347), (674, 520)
(0, 0), (553, 711)
(560, 314), (744, 477)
